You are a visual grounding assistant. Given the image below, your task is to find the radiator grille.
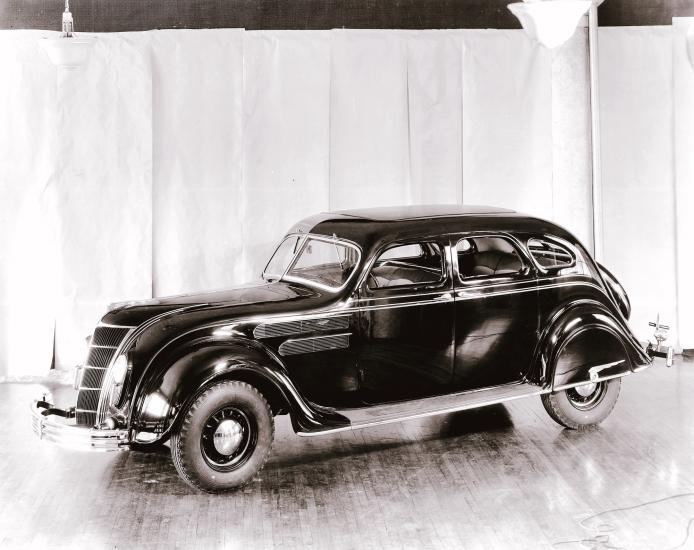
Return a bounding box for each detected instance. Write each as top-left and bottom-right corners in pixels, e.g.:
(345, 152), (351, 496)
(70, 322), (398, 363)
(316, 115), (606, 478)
(80, 366), (107, 388)
(254, 316), (350, 339)
(278, 333), (350, 356)
(91, 326), (131, 347)
(75, 325), (132, 427)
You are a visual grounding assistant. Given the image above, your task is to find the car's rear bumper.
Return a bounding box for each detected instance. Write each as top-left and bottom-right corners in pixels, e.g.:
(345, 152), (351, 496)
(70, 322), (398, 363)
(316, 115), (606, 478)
(646, 343), (674, 367)
(31, 398), (129, 452)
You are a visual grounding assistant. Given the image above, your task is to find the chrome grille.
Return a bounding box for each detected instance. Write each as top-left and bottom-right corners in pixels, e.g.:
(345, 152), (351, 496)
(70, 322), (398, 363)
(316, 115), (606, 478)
(254, 316), (350, 339)
(80, 366), (107, 388)
(278, 333), (351, 356)
(91, 326), (130, 347)
(85, 346), (117, 369)
(75, 324), (133, 427)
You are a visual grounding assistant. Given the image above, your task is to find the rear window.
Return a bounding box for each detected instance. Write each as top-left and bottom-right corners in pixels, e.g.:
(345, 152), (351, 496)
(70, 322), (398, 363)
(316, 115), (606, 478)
(527, 238), (574, 269)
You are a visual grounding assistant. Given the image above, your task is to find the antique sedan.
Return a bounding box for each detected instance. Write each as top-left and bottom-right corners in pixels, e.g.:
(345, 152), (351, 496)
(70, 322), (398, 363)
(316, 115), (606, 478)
(31, 205), (673, 492)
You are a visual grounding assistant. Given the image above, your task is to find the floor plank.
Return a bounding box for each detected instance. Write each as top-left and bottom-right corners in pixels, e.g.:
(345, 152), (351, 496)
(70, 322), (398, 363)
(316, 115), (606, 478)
(1, 357), (692, 549)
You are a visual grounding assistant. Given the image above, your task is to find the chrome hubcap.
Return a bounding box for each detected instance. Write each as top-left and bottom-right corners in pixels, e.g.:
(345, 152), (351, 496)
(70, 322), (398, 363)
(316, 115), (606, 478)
(566, 381), (607, 411)
(201, 405), (257, 472)
(574, 383), (597, 398)
(213, 419), (244, 455)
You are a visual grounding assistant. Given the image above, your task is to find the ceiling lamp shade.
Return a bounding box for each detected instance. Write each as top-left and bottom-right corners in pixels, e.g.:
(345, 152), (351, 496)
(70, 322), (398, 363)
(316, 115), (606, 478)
(38, 0), (94, 69)
(508, 0), (593, 49)
(39, 36), (95, 68)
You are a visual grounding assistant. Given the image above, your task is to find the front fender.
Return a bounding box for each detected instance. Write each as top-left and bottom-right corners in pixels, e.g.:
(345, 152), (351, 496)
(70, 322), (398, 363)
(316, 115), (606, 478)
(128, 337), (348, 444)
(533, 300), (650, 390)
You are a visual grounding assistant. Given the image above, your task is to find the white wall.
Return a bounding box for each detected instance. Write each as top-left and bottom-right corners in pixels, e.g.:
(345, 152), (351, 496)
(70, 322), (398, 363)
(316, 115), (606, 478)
(2, 24), (686, 377)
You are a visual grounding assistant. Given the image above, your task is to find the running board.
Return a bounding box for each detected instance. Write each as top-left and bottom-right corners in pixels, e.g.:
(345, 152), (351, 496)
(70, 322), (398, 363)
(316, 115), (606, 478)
(299, 383), (546, 436)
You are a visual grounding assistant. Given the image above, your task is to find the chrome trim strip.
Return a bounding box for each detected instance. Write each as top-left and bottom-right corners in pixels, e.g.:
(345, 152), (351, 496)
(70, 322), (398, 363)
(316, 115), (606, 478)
(97, 322), (138, 329)
(587, 359), (625, 381)
(553, 360), (644, 392)
(89, 344), (119, 349)
(456, 281), (603, 301)
(355, 289), (454, 302)
(82, 365), (107, 370)
(75, 408), (98, 413)
(78, 387), (101, 391)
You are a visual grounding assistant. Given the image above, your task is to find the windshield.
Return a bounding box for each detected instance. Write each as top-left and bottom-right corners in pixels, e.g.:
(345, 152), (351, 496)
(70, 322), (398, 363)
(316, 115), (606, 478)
(262, 235), (360, 290)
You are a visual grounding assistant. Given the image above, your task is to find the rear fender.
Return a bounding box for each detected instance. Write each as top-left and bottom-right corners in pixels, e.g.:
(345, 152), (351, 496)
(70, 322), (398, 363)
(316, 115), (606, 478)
(534, 300), (650, 390)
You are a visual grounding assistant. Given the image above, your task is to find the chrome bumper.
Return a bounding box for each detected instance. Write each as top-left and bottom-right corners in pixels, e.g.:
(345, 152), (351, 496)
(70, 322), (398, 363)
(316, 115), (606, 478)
(31, 399), (129, 452)
(646, 343), (674, 367)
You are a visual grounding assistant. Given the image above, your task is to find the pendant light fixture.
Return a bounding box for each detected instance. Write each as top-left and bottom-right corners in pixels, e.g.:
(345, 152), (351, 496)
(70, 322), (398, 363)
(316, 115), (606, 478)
(38, 0), (95, 69)
(507, 0), (593, 49)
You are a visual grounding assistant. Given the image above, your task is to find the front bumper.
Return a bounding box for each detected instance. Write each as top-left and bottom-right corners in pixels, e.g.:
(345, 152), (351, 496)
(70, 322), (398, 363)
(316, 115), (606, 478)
(31, 399), (129, 452)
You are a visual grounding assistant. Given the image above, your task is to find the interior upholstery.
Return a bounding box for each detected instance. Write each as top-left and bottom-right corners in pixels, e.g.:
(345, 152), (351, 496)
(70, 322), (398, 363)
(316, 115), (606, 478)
(468, 250), (522, 276)
(458, 237), (523, 278)
(370, 265), (440, 288)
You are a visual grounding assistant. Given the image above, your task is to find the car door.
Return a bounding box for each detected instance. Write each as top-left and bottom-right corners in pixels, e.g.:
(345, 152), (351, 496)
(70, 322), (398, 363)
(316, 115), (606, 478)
(356, 239), (455, 404)
(452, 233), (539, 391)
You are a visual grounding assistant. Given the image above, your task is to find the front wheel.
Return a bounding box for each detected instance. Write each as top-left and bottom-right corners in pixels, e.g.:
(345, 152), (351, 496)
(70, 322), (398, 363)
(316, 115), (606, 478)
(170, 380), (274, 492)
(541, 378), (621, 430)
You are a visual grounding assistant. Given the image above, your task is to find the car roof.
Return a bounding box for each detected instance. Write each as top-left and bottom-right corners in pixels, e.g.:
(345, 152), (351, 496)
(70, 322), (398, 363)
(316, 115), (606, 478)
(287, 204), (579, 253)
(335, 204), (515, 221)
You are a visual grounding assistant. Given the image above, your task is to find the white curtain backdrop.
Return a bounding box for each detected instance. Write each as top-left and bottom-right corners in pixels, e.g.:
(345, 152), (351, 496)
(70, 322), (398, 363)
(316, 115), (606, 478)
(0, 25), (688, 377)
(599, 26), (684, 349)
(151, 30), (245, 295)
(243, 31), (331, 280)
(672, 18), (694, 349)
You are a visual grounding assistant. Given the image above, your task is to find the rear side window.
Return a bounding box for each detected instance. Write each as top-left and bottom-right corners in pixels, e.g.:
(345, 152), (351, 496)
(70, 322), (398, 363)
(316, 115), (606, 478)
(456, 236), (524, 279)
(527, 238), (574, 269)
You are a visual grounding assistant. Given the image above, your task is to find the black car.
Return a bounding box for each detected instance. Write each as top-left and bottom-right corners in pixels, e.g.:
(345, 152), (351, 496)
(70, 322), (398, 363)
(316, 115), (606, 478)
(32, 205), (673, 492)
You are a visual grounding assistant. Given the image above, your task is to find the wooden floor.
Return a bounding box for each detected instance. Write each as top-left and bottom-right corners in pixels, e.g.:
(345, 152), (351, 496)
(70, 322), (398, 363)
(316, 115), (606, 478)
(1, 357), (693, 550)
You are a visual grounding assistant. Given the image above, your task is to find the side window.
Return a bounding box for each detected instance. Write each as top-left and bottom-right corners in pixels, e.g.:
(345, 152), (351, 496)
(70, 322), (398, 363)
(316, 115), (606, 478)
(378, 243), (423, 261)
(527, 238), (576, 273)
(456, 236), (524, 280)
(368, 242), (444, 289)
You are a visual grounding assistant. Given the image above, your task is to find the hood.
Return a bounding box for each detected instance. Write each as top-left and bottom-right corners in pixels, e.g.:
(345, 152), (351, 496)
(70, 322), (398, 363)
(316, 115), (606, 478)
(102, 280), (325, 327)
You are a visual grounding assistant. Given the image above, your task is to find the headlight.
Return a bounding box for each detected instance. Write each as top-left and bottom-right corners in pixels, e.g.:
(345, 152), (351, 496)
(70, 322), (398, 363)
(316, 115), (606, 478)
(108, 354), (130, 407)
(111, 355), (129, 386)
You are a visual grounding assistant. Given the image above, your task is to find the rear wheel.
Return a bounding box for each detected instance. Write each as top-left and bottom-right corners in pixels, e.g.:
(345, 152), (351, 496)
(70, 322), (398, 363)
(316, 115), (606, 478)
(541, 378), (621, 430)
(170, 380), (274, 492)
